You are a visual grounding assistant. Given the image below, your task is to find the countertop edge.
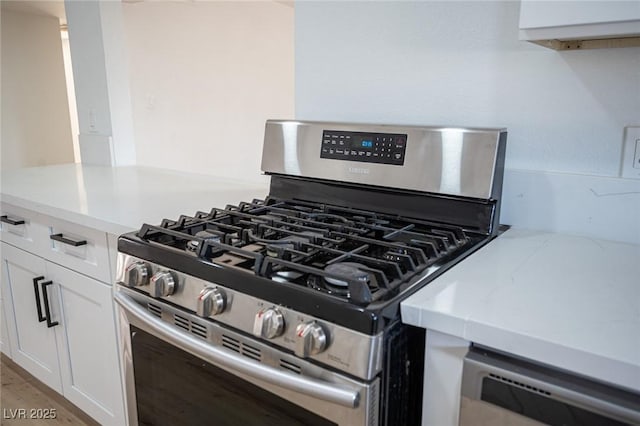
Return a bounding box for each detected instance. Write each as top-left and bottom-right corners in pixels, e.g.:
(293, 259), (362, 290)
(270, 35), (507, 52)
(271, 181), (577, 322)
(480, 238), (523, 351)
(464, 319), (640, 393)
(1, 193), (134, 236)
(402, 300), (640, 393)
(400, 229), (640, 393)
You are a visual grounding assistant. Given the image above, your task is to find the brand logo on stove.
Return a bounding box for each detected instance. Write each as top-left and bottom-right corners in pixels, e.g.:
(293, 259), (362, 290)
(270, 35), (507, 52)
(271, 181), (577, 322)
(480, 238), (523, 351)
(348, 167), (370, 175)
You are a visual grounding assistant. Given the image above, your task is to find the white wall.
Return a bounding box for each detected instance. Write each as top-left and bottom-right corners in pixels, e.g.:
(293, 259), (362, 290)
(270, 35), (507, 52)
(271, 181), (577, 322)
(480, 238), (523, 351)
(64, 0), (136, 166)
(1, 7), (74, 171)
(65, 1), (110, 137)
(295, 1), (640, 243)
(122, 1), (294, 183)
(61, 33), (80, 163)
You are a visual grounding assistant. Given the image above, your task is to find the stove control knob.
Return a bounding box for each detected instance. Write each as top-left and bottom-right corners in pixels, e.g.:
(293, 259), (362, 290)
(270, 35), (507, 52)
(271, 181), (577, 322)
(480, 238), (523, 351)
(125, 262), (150, 287)
(197, 287), (226, 317)
(150, 271), (177, 297)
(295, 322), (327, 358)
(253, 308), (284, 339)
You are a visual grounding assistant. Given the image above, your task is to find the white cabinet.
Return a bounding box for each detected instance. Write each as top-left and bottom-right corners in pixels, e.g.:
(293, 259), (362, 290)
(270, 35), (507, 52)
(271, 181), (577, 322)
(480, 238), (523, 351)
(44, 215), (112, 283)
(0, 263), (12, 357)
(519, 1), (640, 49)
(0, 204), (49, 254)
(0, 202), (126, 426)
(1, 244), (62, 392)
(0, 205), (112, 283)
(48, 261), (125, 425)
(0, 293), (10, 356)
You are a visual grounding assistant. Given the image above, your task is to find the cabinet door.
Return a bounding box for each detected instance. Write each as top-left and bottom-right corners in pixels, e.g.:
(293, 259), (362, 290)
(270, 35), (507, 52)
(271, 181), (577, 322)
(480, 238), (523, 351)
(46, 261), (125, 426)
(1, 292), (12, 357)
(1, 243), (62, 392)
(519, 1), (640, 41)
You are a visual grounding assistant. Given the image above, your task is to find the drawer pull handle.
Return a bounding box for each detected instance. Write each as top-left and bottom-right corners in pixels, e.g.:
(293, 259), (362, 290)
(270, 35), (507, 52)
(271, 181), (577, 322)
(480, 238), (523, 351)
(50, 233), (87, 247)
(32, 276), (46, 323)
(41, 281), (59, 328)
(1, 215), (25, 226)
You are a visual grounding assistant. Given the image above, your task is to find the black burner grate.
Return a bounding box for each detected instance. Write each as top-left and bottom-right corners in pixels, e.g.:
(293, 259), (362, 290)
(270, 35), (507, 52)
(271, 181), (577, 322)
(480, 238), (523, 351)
(137, 197), (472, 305)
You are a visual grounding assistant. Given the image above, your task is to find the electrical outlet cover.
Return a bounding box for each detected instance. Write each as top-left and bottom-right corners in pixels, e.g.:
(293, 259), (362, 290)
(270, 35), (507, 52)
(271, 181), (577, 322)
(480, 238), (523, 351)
(620, 126), (640, 179)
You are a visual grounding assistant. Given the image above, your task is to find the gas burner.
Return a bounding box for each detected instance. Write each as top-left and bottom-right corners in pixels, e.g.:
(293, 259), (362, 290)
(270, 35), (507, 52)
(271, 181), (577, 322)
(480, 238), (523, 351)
(265, 236), (303, 257)
(324, 262), (370, 288)
(262, 231), (323, 258)
(303, 212), (353, 225)
(272, 270), (304, 284)
(186, 230), (221, 252)
(306, 275), (348, 297)
(251, 214), (281, 225)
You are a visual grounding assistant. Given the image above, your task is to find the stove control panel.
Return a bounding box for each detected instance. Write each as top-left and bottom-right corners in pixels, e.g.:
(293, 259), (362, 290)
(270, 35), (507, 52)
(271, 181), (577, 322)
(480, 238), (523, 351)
(116, 254), (383, 380)
(320, 130), (407, 165)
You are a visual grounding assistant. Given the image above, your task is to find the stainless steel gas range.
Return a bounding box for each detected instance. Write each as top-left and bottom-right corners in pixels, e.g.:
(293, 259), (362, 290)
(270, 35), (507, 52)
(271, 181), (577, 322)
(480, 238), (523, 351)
(114, 120), (507, 426)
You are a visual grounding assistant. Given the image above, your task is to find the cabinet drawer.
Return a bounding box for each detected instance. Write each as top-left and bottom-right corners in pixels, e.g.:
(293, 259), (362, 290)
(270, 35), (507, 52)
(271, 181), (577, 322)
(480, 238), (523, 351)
(42, 217), (111, 283)
(0, 204), (49, 254)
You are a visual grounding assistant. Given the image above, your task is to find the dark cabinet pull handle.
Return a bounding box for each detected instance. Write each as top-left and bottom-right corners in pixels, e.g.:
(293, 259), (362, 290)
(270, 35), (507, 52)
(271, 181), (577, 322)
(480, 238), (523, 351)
(1, 215), (25, 226)
(50, 233), (87, 247)
(41, 281), (59, 328)
(32, 276), (46, 323)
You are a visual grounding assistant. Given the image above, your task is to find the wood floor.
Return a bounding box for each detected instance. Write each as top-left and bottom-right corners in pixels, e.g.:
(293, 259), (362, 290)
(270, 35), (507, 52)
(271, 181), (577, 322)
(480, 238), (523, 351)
(0, 355), (98, 425)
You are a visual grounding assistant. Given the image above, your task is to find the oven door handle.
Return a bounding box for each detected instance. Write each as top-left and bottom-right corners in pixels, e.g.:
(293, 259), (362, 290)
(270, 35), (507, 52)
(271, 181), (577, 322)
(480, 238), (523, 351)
(114, 291), (360, 409)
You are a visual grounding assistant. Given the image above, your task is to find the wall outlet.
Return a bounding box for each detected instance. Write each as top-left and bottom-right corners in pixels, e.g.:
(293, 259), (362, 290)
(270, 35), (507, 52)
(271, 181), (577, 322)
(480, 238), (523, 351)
(620, 126), (640, 179)
(88, 108), (97, 131)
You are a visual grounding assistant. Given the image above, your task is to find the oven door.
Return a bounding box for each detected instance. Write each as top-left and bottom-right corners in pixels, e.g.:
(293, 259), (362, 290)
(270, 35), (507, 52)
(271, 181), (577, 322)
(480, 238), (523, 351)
(114, 288), (378, 426)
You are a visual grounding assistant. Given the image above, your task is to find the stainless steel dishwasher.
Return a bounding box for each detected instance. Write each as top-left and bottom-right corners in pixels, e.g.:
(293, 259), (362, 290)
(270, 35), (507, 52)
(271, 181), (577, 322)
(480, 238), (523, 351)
(460, 347), (640, 426)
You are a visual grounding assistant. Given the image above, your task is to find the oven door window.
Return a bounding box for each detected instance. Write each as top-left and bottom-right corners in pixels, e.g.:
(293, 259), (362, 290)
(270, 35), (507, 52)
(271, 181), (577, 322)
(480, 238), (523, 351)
(130, 326), (336, 426)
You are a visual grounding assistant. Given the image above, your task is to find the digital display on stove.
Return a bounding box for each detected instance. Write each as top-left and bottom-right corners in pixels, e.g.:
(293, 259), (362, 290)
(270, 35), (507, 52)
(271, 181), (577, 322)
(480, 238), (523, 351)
(320, 130), (407, 165)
